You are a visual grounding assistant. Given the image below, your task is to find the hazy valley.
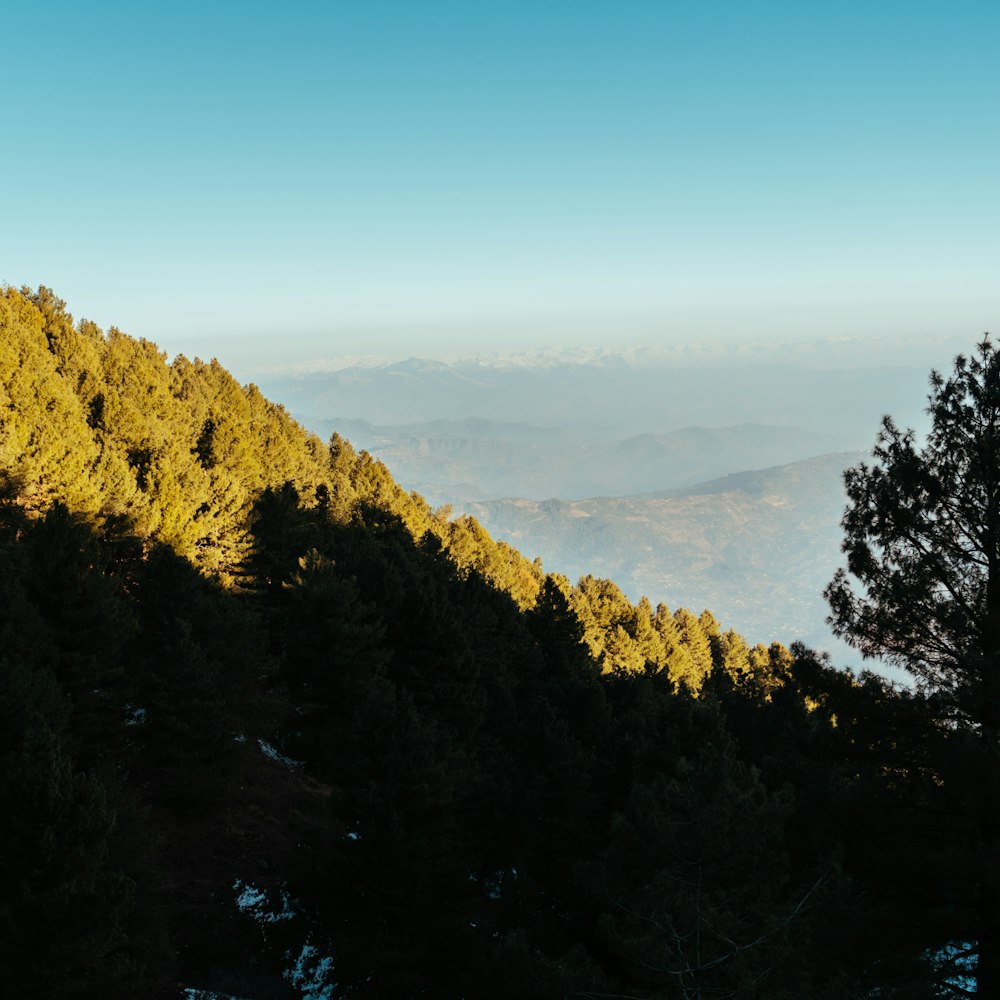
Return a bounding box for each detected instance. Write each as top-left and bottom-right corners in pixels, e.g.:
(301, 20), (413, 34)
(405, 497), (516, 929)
(259, 354), (934, 668)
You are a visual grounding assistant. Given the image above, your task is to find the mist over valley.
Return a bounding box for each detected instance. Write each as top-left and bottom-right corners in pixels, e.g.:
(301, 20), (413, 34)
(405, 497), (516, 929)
(260, 354), (936, 669)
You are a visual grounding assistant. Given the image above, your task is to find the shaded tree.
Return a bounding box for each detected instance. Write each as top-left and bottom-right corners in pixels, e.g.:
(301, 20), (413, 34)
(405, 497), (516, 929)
(826, 335), (1000, 992)
(593, 684), (831, 999)
(0, 656), (138, 998)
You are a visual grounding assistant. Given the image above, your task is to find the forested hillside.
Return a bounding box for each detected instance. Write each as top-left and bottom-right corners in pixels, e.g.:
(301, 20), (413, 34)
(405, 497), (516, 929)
(0, 287), (983, 997)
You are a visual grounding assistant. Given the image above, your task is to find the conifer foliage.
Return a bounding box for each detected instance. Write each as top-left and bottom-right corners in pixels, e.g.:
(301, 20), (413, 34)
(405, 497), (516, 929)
(0, 285), (976, 997)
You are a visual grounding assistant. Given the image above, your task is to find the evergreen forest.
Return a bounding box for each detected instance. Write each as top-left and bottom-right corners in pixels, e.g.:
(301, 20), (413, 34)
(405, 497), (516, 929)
(1, 286), (994, 998)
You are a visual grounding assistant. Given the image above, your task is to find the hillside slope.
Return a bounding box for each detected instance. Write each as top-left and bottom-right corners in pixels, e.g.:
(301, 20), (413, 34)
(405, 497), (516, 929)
(468, 453), (867, 662)
(1, 287), (948, 998)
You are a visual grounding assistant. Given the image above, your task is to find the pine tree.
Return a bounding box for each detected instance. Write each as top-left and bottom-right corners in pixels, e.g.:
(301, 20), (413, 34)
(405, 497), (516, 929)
(0, 288), (103, 513)
(826, 335), (1000, 991)
(672, 607), (714, 690)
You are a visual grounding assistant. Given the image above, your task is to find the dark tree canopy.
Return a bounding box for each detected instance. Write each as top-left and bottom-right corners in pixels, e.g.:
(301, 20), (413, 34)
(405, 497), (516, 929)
(827, 334), (1000, 993)
(10, 285), (979, 997)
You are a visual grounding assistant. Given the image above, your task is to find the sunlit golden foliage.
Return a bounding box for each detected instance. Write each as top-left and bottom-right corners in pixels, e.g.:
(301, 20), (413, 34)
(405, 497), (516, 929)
(1, 285), (777, 689)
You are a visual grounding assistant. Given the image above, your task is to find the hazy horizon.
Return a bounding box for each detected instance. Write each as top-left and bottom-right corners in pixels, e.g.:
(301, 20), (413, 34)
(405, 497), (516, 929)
(229, 329), (979, 380)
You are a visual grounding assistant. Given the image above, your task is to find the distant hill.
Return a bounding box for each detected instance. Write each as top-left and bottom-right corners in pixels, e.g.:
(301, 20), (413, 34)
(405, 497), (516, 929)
(466, 452), (870, 665)
(316, 417), (848, 503)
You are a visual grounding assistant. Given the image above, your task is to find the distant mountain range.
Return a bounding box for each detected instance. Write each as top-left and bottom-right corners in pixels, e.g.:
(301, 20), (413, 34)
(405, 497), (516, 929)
(317, 417), (847, 504)
(257, 356), (933, 441)
(248, 332), (972, 377)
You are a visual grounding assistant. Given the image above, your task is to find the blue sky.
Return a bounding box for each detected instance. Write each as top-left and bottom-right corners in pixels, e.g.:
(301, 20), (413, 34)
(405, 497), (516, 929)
(3, 0), (998, 370)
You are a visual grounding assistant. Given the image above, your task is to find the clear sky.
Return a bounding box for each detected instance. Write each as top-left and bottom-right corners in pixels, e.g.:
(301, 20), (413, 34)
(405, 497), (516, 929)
(3, 0), (998, 371)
